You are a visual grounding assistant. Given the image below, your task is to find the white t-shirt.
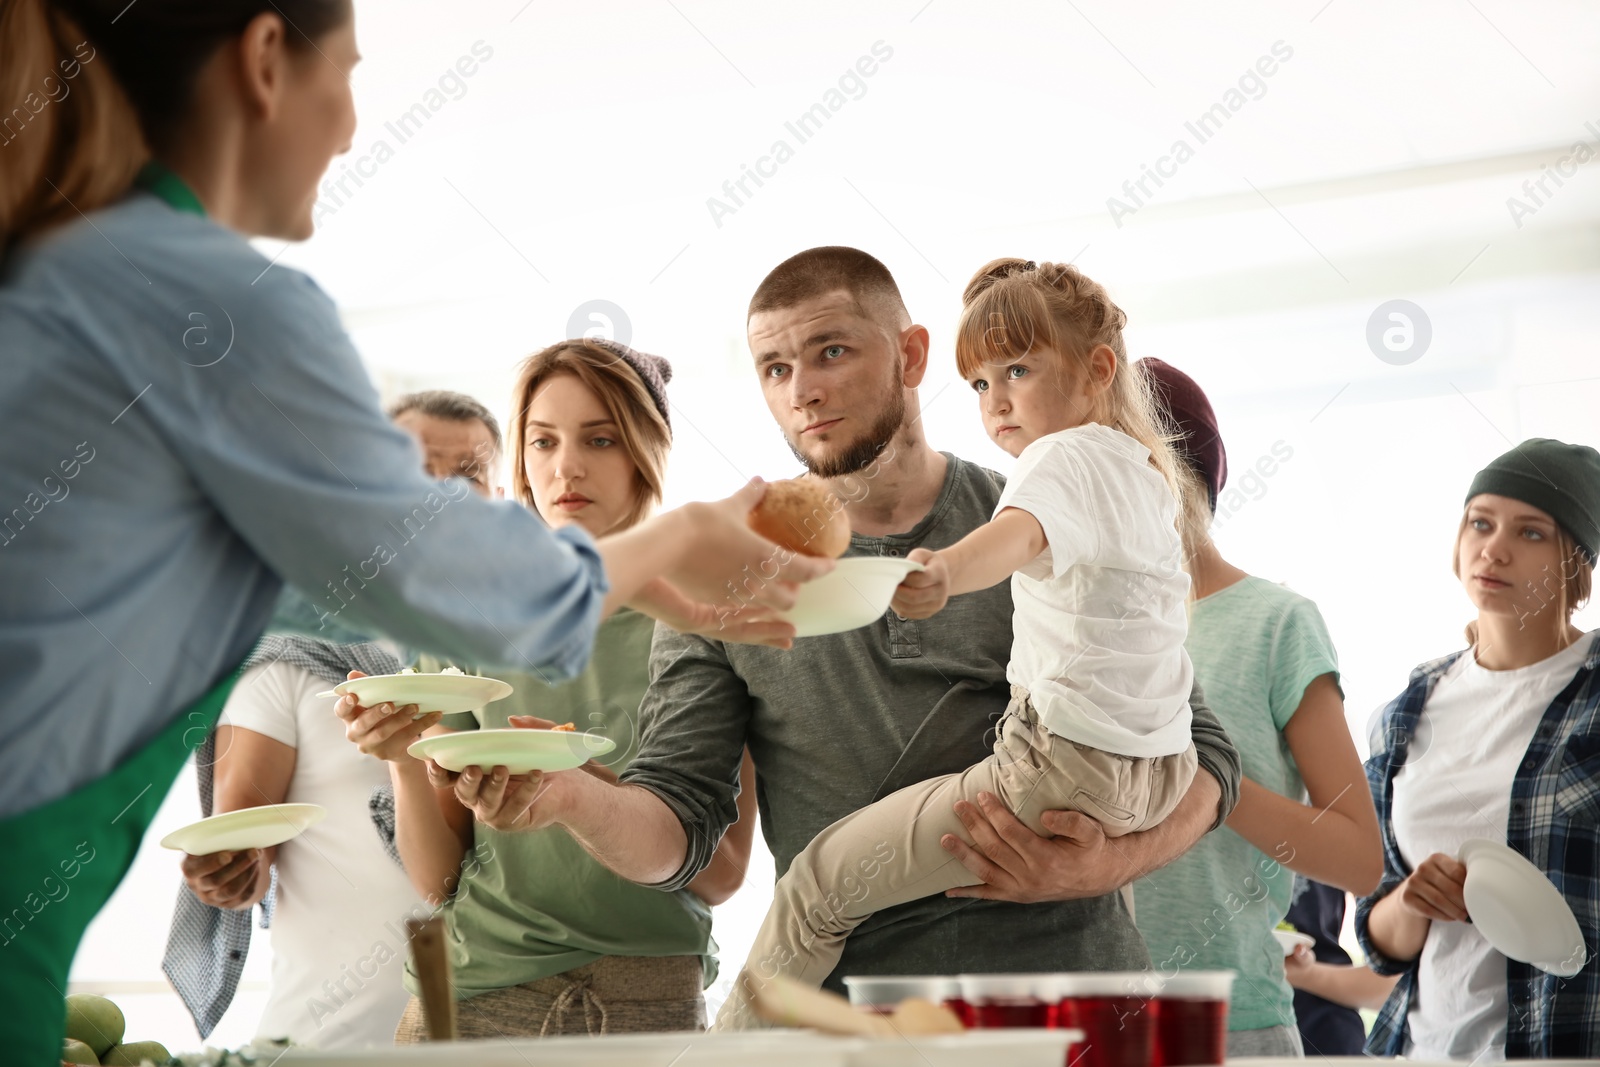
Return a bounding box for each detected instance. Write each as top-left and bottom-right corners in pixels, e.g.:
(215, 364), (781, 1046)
(219, 661), (425, 1049)
(1393, 631), (1597, 1062)
(994, 423), (1193, 758)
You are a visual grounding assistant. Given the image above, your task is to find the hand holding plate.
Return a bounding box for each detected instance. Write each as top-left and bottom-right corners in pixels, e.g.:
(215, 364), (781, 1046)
(180, 848), (266, 910)
(335, 669), (443, 762)
(1397, 852), (1470, 923)
(453, 763), (559, 833)
(890, 547), (949, 619)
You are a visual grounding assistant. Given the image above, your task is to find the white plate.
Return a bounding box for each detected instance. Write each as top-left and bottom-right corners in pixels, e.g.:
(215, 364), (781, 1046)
(317, 672), (513, 717)
(409, 728), (616, 774)
(784, 557), (925, 638)
(1273, 929), (1315, 955)
(1459, 837), (1587, 976)
(160, 803), (326, 854)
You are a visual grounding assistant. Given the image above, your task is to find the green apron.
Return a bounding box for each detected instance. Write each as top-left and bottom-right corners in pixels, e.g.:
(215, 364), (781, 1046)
(0, 161), (228, 1064)
(0, 670), (239, 1064)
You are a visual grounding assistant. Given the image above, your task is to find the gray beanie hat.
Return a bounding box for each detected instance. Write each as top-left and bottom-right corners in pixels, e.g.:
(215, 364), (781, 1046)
(1466, 438), (1600, 565)
(586, 338), (673, 433)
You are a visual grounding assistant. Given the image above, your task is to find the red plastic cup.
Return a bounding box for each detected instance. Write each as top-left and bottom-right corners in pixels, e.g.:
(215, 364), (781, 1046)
(1050, 972), (1162, 1067)
(958, 974), (1052, 1029)
(1150, 972), (1233, 1066)
(942, 995), (977, 1028)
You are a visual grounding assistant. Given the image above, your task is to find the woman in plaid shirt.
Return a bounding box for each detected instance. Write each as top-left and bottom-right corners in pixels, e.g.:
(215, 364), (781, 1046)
(1357, 438), (1600, 1058)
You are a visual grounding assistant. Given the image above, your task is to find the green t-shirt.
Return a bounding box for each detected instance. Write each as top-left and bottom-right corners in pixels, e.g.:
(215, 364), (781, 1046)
(1133, 576), (1340, 1033)
(404, 608), (716, 998)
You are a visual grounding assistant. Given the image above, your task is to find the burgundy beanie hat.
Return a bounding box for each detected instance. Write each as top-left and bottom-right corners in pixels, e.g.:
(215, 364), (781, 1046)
(586, 338), (673, 434)
(1138, 357), (1228, 512)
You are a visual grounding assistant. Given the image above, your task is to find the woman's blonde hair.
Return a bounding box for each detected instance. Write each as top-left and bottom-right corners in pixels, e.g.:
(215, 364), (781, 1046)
(0, 0), (146, 251)
(956, 257), (1188, 508)
(1452, 510), (1593, 647)
(508, 340), (671, 533)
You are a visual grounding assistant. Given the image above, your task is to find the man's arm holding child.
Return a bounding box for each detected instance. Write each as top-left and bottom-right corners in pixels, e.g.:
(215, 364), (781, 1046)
(943, 680), (1240, 903)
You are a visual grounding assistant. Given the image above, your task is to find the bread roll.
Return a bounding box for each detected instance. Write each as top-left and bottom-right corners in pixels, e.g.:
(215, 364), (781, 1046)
(748, 478), (850, 558)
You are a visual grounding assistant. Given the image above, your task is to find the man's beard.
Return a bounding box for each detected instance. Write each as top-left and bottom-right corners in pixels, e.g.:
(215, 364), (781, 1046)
(786, 388), (906, 479)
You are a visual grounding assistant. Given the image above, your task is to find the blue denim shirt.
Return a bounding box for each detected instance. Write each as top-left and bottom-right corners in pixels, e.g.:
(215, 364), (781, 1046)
(1356, 632), (1600, 1056)
(0, 194), (606, 817)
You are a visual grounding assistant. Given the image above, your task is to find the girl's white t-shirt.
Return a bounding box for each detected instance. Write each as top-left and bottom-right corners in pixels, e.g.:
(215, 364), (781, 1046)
(219, 660), (425, 1049)
(994, 423), (1193, 758)
(1392, 631), (1597, 1062)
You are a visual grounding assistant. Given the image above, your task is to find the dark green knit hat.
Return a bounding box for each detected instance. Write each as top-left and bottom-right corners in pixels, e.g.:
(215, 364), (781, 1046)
(1466, 438), (1600, 565)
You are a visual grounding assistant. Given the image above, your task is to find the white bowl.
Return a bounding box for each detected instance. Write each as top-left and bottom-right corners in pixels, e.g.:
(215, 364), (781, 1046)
(785, 557), (924, 638)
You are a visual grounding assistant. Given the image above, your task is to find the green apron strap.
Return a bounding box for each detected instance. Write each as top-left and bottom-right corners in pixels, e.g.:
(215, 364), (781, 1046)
(0, 669), (240, 1063)
(134, 161), (207, 218)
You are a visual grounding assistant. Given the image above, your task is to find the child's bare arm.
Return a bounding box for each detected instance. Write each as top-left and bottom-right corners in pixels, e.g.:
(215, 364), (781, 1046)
(892, 508), (1046, 619)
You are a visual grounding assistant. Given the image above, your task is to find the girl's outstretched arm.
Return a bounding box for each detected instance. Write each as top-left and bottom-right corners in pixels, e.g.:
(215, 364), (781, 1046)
(893, 508), (1046, 619)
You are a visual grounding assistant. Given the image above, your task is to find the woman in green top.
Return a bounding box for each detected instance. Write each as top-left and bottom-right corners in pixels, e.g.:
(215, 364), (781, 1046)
(1132, 359), (1384, 1058)
(344, 339), (758, 1038)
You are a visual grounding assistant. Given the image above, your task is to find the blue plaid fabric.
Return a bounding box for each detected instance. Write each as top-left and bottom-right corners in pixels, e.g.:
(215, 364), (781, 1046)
(1356, 632), (1600, 1057)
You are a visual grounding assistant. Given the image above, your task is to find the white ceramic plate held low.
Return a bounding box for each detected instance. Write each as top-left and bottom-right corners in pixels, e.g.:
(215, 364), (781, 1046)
(409, 728), (616, 774)
(1460, 838), (1587, 976)
(318, 672), (513, 717)
(1273, 928), (1315, 956)
(784, 557), (925, 638)
(160, 803), (326, 854)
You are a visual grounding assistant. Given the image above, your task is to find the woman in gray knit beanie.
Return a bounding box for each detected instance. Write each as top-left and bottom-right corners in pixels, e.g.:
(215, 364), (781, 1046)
(1355, 437), (1600, 1060)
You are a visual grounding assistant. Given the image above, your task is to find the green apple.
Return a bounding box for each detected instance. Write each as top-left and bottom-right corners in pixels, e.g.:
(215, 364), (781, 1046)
(62, 1037), (99, 1064)
(101, 1040), (171, 1066)
(64, 994), (124, 1057)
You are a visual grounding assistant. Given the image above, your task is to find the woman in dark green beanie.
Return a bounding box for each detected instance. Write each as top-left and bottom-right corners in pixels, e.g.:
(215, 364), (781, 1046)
(1356, 438), (1600, 1059)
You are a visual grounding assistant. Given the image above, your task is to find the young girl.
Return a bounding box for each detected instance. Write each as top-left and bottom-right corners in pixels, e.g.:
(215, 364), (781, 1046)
(713, 257), (1199, 1028)
(343, 339), (759, 1038)
(1131, 358), (1383, 1058)
(1357, 439), (1600, 1059)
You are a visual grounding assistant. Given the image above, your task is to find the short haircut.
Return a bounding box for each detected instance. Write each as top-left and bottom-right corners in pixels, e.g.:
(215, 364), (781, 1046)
(387, 390), (502, 454)
(748, 246), (909, 327)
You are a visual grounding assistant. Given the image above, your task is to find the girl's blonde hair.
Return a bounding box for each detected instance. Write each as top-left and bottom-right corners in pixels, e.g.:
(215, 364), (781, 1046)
(1452, 510), (1593, 647)
(956, 257), (1188, 508)
(508, 340), (670, 533)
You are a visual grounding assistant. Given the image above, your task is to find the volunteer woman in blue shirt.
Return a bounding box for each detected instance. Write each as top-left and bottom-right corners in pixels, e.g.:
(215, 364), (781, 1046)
(1357, 439), (1600, 1058)
(0, 2), (827, 1060)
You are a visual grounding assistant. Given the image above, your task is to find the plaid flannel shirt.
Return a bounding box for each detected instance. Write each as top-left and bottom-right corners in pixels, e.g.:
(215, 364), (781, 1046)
(1355, 632), (1600, 1057)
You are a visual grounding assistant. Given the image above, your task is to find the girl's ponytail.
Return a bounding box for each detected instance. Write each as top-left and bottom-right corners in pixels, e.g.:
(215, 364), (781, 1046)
(0, 0), (147, 252)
